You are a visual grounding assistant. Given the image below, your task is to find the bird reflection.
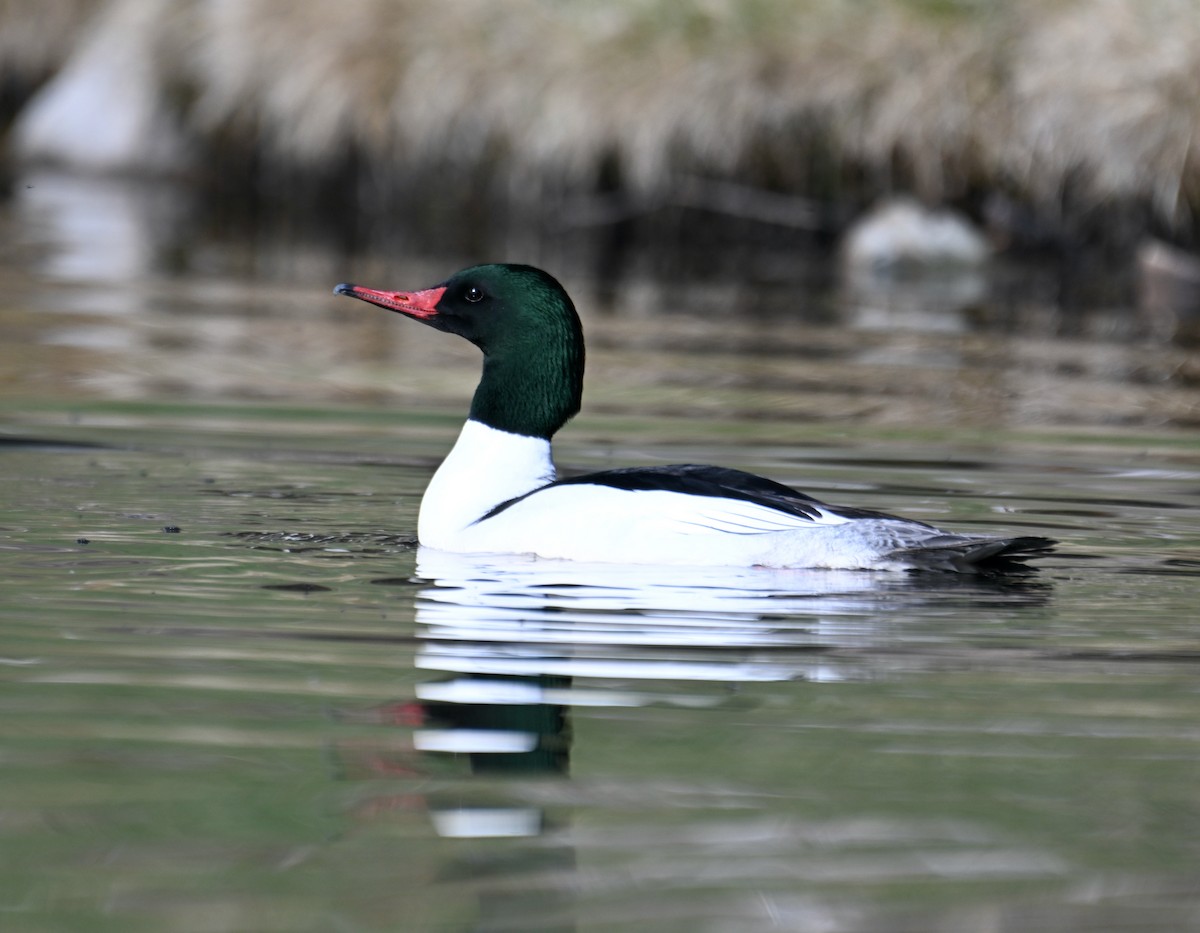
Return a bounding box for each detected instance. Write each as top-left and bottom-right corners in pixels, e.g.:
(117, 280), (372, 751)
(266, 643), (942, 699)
(332, 549), (1051, 928)
(343, 548), (1050, 832)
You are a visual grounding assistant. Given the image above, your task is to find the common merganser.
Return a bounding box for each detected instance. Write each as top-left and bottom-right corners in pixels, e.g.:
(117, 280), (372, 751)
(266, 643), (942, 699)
(334, 264), (1055, 573)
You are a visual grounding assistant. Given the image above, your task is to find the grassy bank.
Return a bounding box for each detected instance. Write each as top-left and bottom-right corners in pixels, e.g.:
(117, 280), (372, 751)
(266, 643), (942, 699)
(3, 0), (1200, 251)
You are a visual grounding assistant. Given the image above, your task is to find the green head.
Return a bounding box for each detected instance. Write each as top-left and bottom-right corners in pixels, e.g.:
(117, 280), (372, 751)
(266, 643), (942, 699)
(335, 264), (585, 439)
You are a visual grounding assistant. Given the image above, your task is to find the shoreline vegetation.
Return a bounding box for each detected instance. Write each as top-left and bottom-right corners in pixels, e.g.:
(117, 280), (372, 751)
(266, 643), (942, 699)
(2, 0), (1199, 266)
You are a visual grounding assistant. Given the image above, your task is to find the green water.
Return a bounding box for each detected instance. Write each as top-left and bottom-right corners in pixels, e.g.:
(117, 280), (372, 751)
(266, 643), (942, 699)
(4, 409), (1199, 932)
(2, 173), (1200, 931)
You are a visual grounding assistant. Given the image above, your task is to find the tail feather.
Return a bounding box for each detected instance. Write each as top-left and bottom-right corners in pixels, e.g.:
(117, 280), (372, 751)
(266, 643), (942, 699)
(890, 535), (1057, 574)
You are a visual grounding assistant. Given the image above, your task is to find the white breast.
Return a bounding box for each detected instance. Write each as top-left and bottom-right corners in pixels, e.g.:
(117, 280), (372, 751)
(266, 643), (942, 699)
(417, 420), (556, 550)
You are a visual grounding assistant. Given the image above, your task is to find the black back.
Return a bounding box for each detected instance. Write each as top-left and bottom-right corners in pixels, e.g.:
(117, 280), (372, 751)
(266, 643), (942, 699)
(477, 463), (921, 525)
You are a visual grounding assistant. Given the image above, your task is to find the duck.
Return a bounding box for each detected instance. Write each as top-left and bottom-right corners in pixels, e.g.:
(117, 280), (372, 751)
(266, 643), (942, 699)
(334, 264), (1055, 573)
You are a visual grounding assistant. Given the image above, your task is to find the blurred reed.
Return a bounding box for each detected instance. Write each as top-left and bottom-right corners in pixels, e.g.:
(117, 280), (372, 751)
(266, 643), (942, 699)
(3, 0), (1199, 248)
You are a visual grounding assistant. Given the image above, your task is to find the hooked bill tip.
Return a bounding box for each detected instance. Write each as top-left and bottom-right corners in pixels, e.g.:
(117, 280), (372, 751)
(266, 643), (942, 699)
(333, 282), (357, 297)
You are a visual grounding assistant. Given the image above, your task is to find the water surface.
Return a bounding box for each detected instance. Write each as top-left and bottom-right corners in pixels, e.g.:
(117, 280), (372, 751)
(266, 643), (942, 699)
(2, 173), (1199, 931)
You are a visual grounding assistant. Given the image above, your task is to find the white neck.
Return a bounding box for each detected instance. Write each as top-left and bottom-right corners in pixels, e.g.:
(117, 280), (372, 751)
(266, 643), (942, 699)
(417, 419), (556, 549)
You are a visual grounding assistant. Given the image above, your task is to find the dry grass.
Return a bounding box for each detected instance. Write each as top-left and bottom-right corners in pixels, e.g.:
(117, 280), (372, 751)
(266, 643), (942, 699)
(0, 0), (96, 86)
(5, 0), (1200, 238)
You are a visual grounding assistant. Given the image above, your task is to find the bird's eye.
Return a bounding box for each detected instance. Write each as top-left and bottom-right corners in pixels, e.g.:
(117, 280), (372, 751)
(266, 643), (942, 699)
(464, 286), (484, 303)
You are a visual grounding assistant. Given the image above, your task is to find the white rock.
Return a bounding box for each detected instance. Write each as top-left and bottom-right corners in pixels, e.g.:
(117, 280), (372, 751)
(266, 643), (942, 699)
(842, 197), (989, 270)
